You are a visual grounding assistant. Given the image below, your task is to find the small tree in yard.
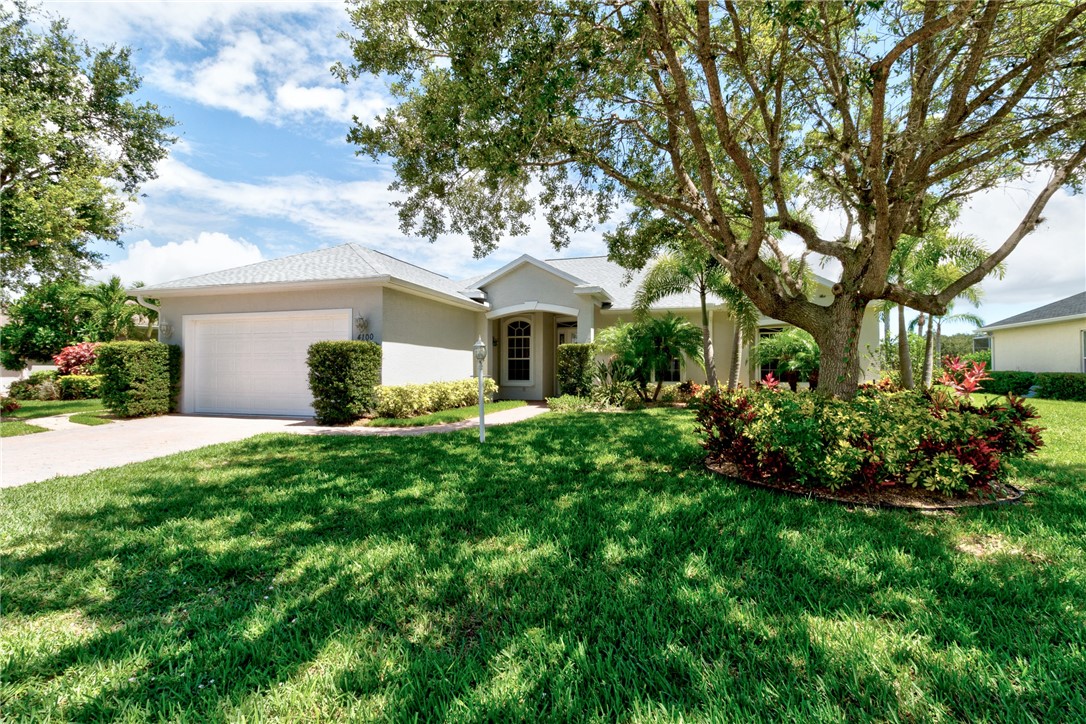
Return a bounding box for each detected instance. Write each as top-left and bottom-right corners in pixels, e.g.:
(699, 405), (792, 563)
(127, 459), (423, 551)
(340, 1), (1086, 399)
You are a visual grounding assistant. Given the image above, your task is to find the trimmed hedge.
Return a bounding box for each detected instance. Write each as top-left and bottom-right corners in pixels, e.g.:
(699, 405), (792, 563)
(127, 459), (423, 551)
(984, 370), (1037, 396)
(557, 343), (595, 397)
(58, 374), (102, 400)
(374, 378), (498, 419)
(307, 341), (382, 424)
(97, 342), (181, 418)
(1036, 372), (1086, 401)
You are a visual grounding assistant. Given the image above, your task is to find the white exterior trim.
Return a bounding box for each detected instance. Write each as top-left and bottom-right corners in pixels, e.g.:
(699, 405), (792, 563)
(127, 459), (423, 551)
(487, 301), (579, 319)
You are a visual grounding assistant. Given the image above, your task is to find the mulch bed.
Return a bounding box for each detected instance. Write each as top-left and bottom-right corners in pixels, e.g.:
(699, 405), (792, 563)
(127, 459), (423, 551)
(705, 459), (1024, 511)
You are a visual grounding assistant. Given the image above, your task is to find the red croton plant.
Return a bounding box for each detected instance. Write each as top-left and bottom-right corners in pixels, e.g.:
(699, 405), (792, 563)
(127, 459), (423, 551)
(53, 342), (100, 376)
(938, 356), (992, 397)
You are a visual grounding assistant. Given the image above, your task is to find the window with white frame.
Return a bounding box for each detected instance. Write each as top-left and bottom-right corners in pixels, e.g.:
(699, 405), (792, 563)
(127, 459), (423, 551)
(506, 319), (531, 381)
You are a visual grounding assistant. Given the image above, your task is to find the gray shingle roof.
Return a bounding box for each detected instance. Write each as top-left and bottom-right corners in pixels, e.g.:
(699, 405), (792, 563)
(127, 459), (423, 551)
(981, 291), (1086, 330)
(138, 243), (838, 313)
(137, 243), (471, 301)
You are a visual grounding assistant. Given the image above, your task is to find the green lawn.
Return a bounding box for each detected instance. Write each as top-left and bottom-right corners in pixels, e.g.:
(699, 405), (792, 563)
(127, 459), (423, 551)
(1, 398), (109, 437)
(363, 400), (527, 427)
(69, 413), (113, 426)
(3, 398), (105, 420)
(2, 400), (1084, 720)
(0, 420), (49, 437)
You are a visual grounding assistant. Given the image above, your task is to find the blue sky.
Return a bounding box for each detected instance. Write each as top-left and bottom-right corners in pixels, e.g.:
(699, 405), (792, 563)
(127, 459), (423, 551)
(42, 1), (1086, 334)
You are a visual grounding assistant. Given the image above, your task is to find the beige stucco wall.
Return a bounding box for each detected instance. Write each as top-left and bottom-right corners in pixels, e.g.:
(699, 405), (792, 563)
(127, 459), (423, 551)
(991, 319), (1085, 373)
(380, 288), (482, 385)
(161, 285), (384, 350)
(160, 285), (486, 396)
(484, 264), (578, 313)
(490, 311), (557, 400)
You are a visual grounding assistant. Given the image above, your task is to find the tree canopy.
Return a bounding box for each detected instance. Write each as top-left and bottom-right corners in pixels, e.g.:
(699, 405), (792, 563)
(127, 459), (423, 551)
(0, 3), (175, 295)
(340, 0), (1086, 397)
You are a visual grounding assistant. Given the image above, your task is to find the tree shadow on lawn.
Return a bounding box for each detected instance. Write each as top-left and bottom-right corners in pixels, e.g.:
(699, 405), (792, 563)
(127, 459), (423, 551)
(2, 410), (1084, 720)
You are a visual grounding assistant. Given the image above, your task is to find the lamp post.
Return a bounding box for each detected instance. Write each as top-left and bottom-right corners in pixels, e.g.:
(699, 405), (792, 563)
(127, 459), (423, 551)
(473, 336), (487, 443)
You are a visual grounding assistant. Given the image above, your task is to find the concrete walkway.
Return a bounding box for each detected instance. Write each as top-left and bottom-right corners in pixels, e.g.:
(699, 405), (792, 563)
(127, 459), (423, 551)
(1, 403), (550, 489)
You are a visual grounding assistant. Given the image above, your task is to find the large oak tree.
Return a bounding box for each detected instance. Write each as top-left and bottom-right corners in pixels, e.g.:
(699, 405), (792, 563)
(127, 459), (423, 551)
(0, 3), (175, 296)
(340, 0), (1086, 398)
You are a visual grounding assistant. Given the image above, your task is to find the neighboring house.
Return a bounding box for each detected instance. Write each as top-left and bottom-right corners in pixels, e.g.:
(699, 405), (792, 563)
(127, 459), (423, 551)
(977, 291), (1086, 373)
(134, 243), (881, 417)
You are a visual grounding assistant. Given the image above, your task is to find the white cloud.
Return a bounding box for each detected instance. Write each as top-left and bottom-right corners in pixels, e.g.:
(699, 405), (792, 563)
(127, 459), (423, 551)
(94, 233), (264, 286)
(44, 1), (390, 127)
(954, 177), (1085, 306)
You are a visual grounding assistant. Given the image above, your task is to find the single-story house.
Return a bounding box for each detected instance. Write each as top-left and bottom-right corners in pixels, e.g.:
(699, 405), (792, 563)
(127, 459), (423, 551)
(133, 243), (881, 416)
(976, 291), (1086, 373)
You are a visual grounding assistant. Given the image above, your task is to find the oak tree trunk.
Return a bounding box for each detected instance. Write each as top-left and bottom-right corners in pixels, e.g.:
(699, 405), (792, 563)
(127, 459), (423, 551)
(812, 299), (869, 400)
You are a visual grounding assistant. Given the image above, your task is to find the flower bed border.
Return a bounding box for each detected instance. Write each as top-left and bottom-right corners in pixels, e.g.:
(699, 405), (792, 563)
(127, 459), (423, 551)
(705, 459), (1025, 511)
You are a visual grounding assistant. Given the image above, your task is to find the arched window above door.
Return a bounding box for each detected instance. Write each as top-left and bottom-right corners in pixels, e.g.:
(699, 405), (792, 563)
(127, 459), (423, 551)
(506, 319), (531, 382)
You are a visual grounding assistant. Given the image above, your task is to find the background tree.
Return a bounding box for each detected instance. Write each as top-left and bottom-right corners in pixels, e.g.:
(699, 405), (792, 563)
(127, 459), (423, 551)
(0, 3), (175, 295)
(0, 279), (85, 369)
(340, 0), (1086, 398)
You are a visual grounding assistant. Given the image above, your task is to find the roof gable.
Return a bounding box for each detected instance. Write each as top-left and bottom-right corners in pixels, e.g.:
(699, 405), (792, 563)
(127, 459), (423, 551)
(471, 254), (587, 289)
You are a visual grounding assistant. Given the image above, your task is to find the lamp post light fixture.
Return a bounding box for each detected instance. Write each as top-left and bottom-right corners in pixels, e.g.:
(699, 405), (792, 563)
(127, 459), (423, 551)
(473, 336), (488, 443)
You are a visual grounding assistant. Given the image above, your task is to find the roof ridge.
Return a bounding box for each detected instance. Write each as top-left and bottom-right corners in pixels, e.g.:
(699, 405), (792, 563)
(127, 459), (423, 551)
(349, 243), (455, 281)
(344, 243), (384, 276)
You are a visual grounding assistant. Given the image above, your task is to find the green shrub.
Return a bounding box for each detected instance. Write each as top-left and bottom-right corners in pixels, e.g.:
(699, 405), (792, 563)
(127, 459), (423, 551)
(545, 394), (593, 413)
(984, 370), (1037, 396)
(58, 374), (102, 400)
(557, 343), (595, 397)
(8, 371), (61, 400)
(1036, 372), (1086, 401)
(167, 344), (182, 413)
(307, 341), (382, 424)
(28, 370), (57, 385)
(97, 342), (178, 418)
(1, 396), (20, 414)
(373, 378), (497, 419)
(6, 379), (36, 400)
(694, 387), (1043, 495)
(959, 349), (991, 367)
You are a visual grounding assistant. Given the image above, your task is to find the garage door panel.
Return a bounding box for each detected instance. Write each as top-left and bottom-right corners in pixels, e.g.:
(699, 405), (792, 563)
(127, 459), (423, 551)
(186, 310), (351, 416)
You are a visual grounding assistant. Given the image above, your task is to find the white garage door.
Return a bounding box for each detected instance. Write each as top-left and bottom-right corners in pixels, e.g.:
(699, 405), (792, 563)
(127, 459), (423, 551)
(184, 309), (352, 417)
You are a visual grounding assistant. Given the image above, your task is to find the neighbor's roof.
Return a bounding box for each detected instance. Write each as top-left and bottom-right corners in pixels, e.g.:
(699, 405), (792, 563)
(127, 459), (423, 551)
(135, 243), (476, 304)
(980, 291), (1086, 332)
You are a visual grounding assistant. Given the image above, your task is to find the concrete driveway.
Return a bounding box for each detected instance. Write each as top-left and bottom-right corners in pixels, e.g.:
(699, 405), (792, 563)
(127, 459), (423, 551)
(1, 404), (549, 489)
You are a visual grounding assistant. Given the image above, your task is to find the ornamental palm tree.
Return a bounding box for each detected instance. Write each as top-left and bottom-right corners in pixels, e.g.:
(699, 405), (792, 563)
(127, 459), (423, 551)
(889, 231), (1002, 388)
(80, 276), (141, 341)
(632, 249), (759, 389)
(595, 315), (704, 402)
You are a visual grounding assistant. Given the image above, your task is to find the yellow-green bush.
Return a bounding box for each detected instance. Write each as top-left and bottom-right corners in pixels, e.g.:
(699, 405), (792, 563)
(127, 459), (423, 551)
(58, 374), (102, 400)
(374, 378), (497, 418)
